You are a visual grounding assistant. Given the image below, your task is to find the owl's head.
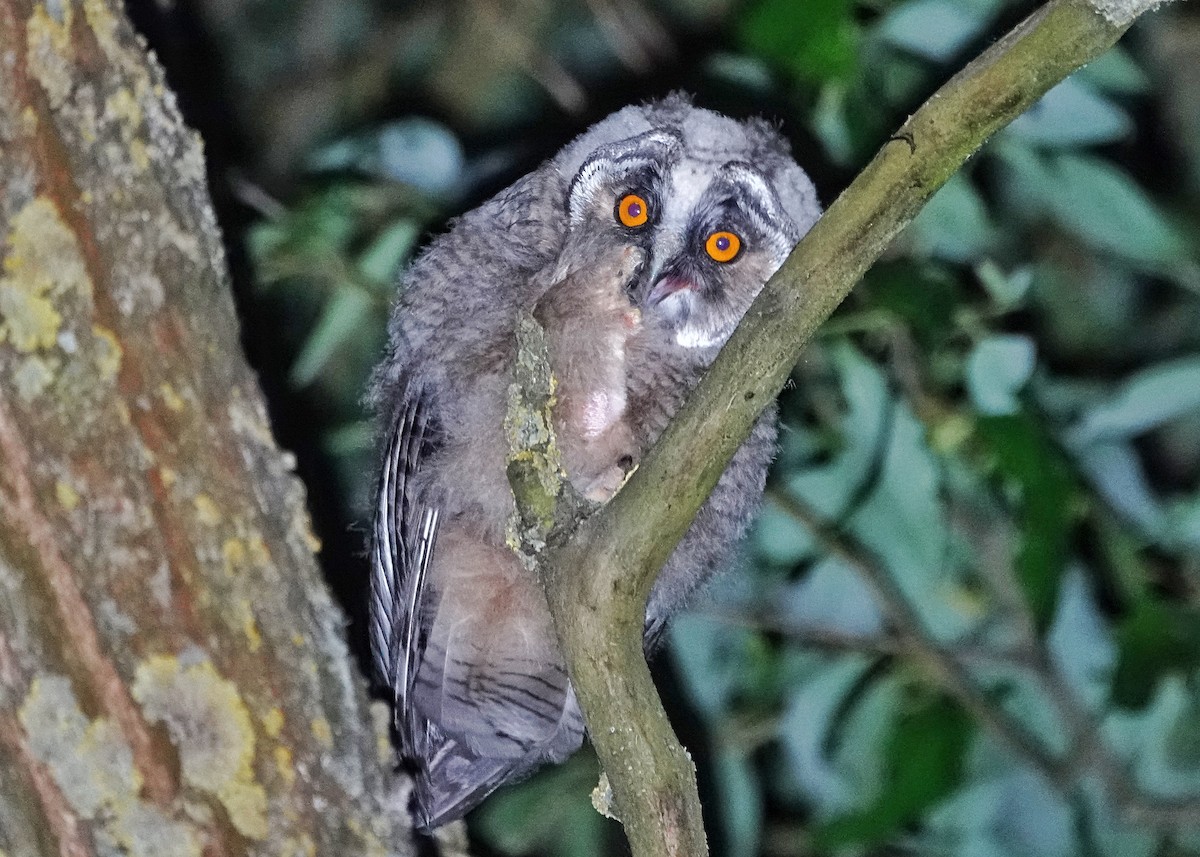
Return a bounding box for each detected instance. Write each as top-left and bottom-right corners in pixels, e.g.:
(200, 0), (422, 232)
(553, 95), (821, 350)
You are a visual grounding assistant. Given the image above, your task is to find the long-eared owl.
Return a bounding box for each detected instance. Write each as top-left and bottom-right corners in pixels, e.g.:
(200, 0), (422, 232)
(369, 94), (821, 831)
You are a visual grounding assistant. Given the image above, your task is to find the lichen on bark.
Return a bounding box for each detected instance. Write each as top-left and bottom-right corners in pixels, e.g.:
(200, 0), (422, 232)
(0, 1), (414, 854)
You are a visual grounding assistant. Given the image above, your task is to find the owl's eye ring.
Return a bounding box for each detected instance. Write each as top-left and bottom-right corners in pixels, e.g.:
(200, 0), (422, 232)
(705, 231), (742, 263)
(616, 193), (650, 228)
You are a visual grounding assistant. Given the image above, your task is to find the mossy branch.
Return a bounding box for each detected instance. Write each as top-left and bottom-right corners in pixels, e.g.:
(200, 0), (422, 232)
(508, 2), (1171, 856)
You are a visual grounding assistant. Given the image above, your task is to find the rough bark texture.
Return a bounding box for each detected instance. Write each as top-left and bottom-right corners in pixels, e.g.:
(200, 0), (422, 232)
(0, 2), (414, 855)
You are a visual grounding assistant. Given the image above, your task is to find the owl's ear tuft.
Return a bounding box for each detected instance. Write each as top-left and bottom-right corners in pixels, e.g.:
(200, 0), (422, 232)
(771, 161), (822, 237)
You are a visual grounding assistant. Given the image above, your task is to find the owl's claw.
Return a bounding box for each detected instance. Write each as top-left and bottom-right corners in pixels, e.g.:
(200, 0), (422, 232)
(581, 464), (628, 502)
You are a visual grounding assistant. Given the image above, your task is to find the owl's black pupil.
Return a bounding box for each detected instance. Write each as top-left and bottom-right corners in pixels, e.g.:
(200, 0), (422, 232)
(716, 235), (730, 251)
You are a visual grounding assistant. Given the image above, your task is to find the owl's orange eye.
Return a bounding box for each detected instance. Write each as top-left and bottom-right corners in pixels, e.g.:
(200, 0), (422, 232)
(617, 193), (650, 228)
(705, 231), (741, 262)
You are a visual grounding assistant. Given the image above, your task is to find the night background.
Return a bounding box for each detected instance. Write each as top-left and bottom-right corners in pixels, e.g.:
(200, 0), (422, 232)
(121, 0), (1200, 854)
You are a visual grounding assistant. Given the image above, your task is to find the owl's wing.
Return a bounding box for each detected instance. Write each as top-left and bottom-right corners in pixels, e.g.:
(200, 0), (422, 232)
(370, 378), (439, 739)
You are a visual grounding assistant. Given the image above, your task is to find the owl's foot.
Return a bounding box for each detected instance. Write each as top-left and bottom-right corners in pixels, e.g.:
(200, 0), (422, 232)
(580, 458), (637, 503)
(581, 465), (625, 502)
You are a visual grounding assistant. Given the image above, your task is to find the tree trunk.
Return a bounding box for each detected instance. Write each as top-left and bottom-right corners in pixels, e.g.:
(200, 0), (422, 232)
(0, 1), (413, 854)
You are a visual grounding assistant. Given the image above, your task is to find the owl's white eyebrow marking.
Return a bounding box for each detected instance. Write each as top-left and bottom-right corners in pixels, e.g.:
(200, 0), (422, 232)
(567, 131), (681, 224)
(718, 162), (801, 261)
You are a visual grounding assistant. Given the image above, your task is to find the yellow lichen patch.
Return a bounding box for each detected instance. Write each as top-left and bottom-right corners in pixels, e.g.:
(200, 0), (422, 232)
(105, 87), (142, 130)
(25, 4), (74, 109)
(158, 382), (186, 413)
(310, 717), (333, 749)
(12, 355), (58, 400)
(0, 197), (89, 354)
(944, 584), (988, 620)
(279, 834), (316, 857)
(240, 605), (262, 653)
(159, 466), (178, 489)
(295, 515), (323, 553)
(371, 702), (394, 765)
(129, 139), (151, 172)
(222, 537), (246, 576)
(0, 286), (60, 352)
(246, 534), (271, 569)
(19, 675), (202, 857)
(56, 480), (80, 511)
(273, 745), (295, 787)
(131, 655), (268, 840)
(192, 493), (221, 527)
(91, 325), (122, 380)
(227, 395), (276, 446)
(346, 817), (388, 857)
(261, 707), (285, 739)
(103, 88), (151, 173)
(83, 0), (121, 60)
(291, 632), (306, 648)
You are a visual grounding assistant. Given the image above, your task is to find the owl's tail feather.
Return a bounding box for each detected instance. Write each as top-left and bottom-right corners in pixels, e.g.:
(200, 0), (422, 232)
(409, 686), (586, 831)
(411, 736), (519, 832)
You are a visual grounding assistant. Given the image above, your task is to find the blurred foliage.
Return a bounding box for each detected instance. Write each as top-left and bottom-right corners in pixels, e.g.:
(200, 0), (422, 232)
(154, 0), (1200, 852)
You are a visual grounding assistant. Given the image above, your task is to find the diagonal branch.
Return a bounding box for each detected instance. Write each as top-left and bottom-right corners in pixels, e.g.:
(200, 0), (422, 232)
(519, 2), (1176, 856)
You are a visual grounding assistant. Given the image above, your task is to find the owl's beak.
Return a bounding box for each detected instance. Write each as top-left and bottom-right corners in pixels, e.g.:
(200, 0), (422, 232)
(646, 274), (693, 307)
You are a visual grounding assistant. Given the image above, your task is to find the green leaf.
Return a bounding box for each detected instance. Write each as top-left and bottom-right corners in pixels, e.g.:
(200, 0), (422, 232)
(753, 498), (818, 567)
(289, 287), (372, 387)
(975, 259), (1032, 309)
(864, 260), (960, 348)
(702, 52), (775, 93)
(1046, 565), (1116, 709)
(714, 749), (763, 857)
(1044, 152), (1190, 270)
(846, 389), (966, 637)
(781, 556), (884, 638)
(1069, 355), (1200, 445)
(975, 414), (1076, 626)
(471, 753), (613, 856)
(1007, 77), (1132, 147)
(778, 657), (874, 818)
(1075, 45), (1150, 95)
(1105, 676), (1200, 798)
(908, 172), (996, 263)
(1113, 599), (1200, 707)
(786, 343), (892, 520)
(966, 334), (1037, 417)
(738, 0), (860, 84)
(357, 219), (420, 287)
(922, 764), (1074, 857)
(991, 146), (1190, 274)
(815, 693), (972, 848)
(811, 83), (856, 166)
(309, 118), (465, 198)
(669, 615), (760, 718)
(1077, 778), (1158, 857)
(876, 0), (991, 62)
(323, 420), (374, 456)
(1069, 440), (1168, 542)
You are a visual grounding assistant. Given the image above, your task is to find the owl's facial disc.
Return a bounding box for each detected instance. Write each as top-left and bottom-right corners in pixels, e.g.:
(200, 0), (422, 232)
(639, 160), (800, 350)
